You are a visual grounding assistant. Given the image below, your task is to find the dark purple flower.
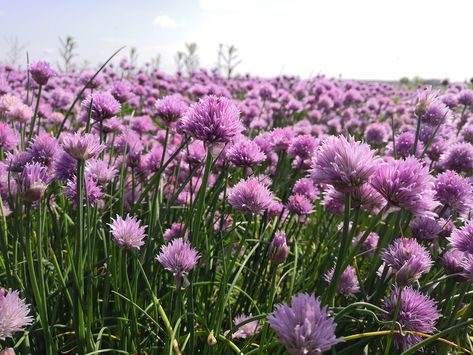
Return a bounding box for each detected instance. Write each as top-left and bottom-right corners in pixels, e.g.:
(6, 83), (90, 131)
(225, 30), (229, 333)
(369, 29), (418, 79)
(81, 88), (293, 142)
(178, 95), (244, 145)
(352, 232), (379, 257)
(383, 287), (440, 350)
(268, 293), (340, 355)
(410, 217), (441, 241)
(442, 249), (468, 281)
(29, 61), (56, 85)
(269, 231), (289, 265)
(440, 143), (473, 173)
(434, 170), (473, 214)
(53, 151), (77, 181)
(382, 238), (432, 285)
(18, 163), (50, 202)
(449, 221), (473, 254)
(310, 135), (380, 192)
(29, 134), (59, 168)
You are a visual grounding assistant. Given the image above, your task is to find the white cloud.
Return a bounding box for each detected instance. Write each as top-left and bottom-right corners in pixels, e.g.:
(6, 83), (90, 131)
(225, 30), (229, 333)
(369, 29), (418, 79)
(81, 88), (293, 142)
(153, 15), (177, 28)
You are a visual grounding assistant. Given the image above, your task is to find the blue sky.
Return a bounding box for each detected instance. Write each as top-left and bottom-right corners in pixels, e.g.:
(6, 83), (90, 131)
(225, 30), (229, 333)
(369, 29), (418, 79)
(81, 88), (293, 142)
(1, 0), (473, 80)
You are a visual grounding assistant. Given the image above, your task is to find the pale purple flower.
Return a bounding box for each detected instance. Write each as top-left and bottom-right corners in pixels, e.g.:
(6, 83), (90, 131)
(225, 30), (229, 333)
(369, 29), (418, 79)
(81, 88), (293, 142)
(109, 214), (146, 250)
(156, 238), (200, 288)
(383, 287), (440, 350)
(287, 194), (314, 216)
(0, 288), (32, 340)
(231, 314), (261, 339)
(365, 123), (388, 145)
(226, 138), (266, 167)
(178, 95), (244, 144)
(268, 293), (340, 355)
(324, 266), (360, 296)
(82, 92), (121, 121)
(29, 134), (59, 168)
(292, 178), (319, 201)
(442, 249), (468, 281)
(370, 157), (438, 218)
(85, 158), (117, 185)
(0, 123), (17, 151)
(163, 223), (188, 242)
(382, 238), (432, 285)
(440, 142), (473, 173)
(268, 127), (295, 151)
(352, 232), (379, 257)
(62, 133), (105, 161)
(29, 61), (56, 85)
(287, 134), (317, 160)
(53, 151), (77, 181)
(63, 176), (104, 207)
(310, 135), (380, 192)
(155, 94), (188, 122)
(228, 177), (274, 215)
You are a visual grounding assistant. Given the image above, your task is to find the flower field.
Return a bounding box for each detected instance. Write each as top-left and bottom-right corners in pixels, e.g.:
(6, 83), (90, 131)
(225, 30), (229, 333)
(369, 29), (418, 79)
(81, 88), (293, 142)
(0, 57), (472, 354)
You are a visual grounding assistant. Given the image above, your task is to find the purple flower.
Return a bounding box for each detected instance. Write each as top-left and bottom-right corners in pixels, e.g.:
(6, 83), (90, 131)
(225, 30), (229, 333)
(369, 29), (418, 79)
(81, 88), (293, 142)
(228, 177), (274, 216)
(63, 176), (104, 207)
(310, 135), (380, 192)
(458, 90), (473, 107)
(442, 249), (468, 281)
(382, 238), (432, 285)
(163, 223), (188, 242)
(287, 194), (314, 216)
(18, 163), (50, 202)
(85, 158), (117, 185)
(410, 217), (441, 241)
(155, 94), (188, 122)
(226, 138), (266, 167)
(29, 134), (59, 168)
(82, 92), (121, 121)
(352, 232), (379, 257)
(268, 128), (295, 151)
(449, 220), (473, 254)
(29, 61), (56, 85)
(62, 133), (105, 161)
(109, 214), (146, 250)
(292, 178), (318, 200)
(53, 151), (77, 181)
(392, 132), (423, 158)
(414, 88), (451, 126)
(156, 238), (200, 288)
(178, 95), (244, 145)
(0, 123), (17, 151)
(324, 266), (360, 296)
(370, 157), (438, 218)
(110, 81), (134, 103)
(0, 288), (32, 340)
(287, 134), (317, 160)
(231, 314), (261, 339)
(383, 287), (440, 350)
(268, 293), (340, 355)
(440, 143), (473, 173)
(434, 170), (473, 214)
(365, 123), (388, 145)
(269, 231), (289, 265)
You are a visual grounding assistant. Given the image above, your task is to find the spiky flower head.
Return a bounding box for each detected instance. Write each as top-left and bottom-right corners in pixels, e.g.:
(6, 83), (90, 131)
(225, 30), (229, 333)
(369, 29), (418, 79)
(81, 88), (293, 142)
(29, 61), (56, 85)
(155, 94), (188, 122)
(82, 92), (121, 121)
(178, 95), (244, 145)
(382, 238), (432, 285)
(449, 220), (473, 254)
(410, 217), (442, 241)
(156, 238), (200, 288)
(370, 157), (438, 218)
(383, 287), (440, 350)
(434, 170), (473, 214)
(324, 266), (360, 296)
(109, 214), (147, 250)
(0, 288), (33, 340)
(268, 293), (340, 355)
(310, 135), (380, 192)
(228, 177), (274, 216)
(18, 163), (50, 202)
(440, 142), (473, 174)
(62, 133), (105, 161)
(226, 138), (266, 167)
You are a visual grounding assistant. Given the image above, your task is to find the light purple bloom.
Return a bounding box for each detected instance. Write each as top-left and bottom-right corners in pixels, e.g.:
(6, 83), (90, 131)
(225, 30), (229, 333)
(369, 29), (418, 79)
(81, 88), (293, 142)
(178, 95), (244, 145)
(449, 220), (473, 254)
(109, 214), (146, 250)
(228, 177), (274, 216)
(231, 314), (261, 339)
(63, 176), (104, 207)
(324, 266), (360, 296)
(268, 293), (340, 355)
(434, 170), (473, 214)
(18, 163), (50, 202)
(440, 142), (473, 173)
(0, 288), (33, 340)
(62, 133), (105, 161)
(310, 135), (380, 192)
(352, 232), (379, 257)
(383, 287), (440, 350)
(155, 94), (188, 122)
(226, 138), (266, 167)
(85, 158), (117, 185)
(82, 92), (121, 121)
(287, 194), (314, 216)
(292, 178), (318, 201)
(163, 223), (188, 242)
